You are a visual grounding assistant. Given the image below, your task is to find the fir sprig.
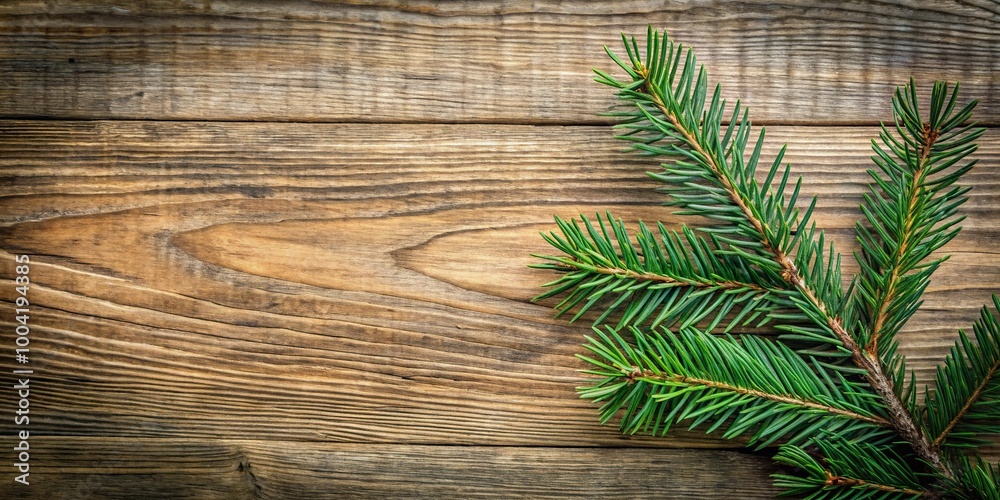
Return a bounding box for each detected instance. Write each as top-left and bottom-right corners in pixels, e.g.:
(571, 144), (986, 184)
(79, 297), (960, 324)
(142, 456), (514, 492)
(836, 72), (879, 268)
(578, 326), (892, 447)
(773, 437), (928, 499)
(945, 455), (1000, 500)
(533, 27), (999, 498)
(925, 295), (1000, 453)
(850, 78), (985, 387)
(531, 212), (787, 331)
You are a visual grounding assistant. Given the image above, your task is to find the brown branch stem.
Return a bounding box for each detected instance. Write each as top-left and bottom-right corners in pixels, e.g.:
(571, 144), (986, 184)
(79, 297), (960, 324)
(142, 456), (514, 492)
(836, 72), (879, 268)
(626, 367), (891, 426)
(824, 472), (929, 497)
(550, 262), (766, 292)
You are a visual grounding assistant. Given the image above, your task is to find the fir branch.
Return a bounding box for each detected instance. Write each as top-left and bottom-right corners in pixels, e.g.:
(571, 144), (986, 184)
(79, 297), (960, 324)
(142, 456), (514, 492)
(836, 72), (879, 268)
(595, 27), (945, 475)
(944, 455), (1000, 500)
(925, 294), (1000, 453)
(533, 26), (994, 497)
(773, 438), (929, 499)
(578, 327), (892, 447)
(853, 78), (984, 370)
(601, 29), (850, 353)
(531, 212), (788, 331)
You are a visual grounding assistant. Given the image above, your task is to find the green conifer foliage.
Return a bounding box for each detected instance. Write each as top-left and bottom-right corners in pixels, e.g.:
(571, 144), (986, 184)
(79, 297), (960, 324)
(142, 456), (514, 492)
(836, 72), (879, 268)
(533, 27), (998, 498)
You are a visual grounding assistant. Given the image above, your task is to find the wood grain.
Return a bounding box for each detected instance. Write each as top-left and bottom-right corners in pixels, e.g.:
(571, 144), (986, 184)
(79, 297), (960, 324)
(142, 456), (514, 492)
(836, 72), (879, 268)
(0, 438), (782, 498)
(0, 0), (998, 123)
(1, 2), (999, 492)
(1, 122), (997, 456)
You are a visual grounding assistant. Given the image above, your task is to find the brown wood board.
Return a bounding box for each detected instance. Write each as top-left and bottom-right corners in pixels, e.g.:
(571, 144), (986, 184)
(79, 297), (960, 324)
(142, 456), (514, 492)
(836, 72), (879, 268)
(7, 438), (784, 499)
(0, 1), (998, 123)
(1, 1), (999, 497)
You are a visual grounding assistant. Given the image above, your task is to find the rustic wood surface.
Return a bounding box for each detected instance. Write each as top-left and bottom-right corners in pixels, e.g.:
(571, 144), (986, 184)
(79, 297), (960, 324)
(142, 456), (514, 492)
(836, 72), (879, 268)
(1, 0), (1000, 124)
(13, 438), (784, 499)
(0, 1), (998, 498)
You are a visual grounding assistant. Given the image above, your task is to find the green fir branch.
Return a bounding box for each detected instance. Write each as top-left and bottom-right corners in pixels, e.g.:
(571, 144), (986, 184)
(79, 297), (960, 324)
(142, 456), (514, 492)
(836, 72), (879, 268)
(590, 26), (943, 473)
(532, 26), (995, 497)
(592, 27), (890, 375)
(925, 294), (1000, 453)
(851, 78), (984, 386)
(578, 327), (892, 448)
(597, 28), (844, 315)
(531, 212), (789, 331)
(773, 437), (928, 499)
(944, 455), (1000, 500)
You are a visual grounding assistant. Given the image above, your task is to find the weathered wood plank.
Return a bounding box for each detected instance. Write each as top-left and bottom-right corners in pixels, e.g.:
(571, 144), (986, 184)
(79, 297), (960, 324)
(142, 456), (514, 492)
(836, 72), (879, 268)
(0, 1), (998, 123)
(0, 438), (782, 498)
(0, 122), (998, 447)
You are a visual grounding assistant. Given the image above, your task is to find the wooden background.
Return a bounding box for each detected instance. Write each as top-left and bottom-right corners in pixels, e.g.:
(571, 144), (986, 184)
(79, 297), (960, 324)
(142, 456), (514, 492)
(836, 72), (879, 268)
(0, 1), (998, 498)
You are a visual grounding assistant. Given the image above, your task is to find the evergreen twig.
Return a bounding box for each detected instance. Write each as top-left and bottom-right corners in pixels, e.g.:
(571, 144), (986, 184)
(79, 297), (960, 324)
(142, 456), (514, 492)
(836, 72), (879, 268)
(925, 295), (1000, 453)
